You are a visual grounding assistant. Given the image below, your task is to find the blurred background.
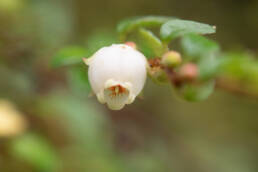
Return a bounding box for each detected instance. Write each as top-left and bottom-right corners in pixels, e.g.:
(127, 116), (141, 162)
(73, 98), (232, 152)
(0, 0), (258, 171)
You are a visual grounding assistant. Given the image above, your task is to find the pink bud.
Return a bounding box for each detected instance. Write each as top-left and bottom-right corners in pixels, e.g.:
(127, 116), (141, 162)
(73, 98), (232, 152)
(179, 63), (198, 81)
(125, 42), (137, 49)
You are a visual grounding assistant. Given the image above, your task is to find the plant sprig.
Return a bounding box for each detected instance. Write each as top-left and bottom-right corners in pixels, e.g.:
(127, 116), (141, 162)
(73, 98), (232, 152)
(52, 16), (258, 101)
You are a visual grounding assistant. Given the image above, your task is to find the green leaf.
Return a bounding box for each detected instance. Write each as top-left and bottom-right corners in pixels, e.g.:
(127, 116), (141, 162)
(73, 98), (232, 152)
(198, 54), (222, 81)
(138, 28), (166, 57)
(52, 46), (89, 67)
(180, 34), (221, 81)
(181, 34), (220, 58)
(117, 16), (175, 41)
(176, 80), (215, 101)
(160, 19), (216, 42)
(10, 133), (59, 172)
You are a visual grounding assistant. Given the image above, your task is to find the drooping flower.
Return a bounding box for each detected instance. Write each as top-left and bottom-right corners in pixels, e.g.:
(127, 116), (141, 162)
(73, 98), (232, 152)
(84, 44), (148, 110)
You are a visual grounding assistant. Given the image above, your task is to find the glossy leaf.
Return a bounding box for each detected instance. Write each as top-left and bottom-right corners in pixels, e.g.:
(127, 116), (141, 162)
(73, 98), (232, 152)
(160, 19), (216, 42)
(138, 28), (165, 57)
(181, 34), (219, 58)
(52, 46), (89, 67)
(117, 16), (174, 41)
(180, 34), (221, 81)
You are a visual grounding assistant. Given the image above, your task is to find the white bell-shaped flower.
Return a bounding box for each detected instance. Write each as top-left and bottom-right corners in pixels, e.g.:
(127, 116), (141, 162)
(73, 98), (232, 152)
(84, 44), (147, 110)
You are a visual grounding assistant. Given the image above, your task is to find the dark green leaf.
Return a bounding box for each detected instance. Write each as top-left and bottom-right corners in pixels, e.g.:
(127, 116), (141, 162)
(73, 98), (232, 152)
(52, 46), (89, 67)
(181, 34), (219, 58)
(138, 28), (166, 57)
(117, 16), (175, 41)
(160, 19), (216, 42)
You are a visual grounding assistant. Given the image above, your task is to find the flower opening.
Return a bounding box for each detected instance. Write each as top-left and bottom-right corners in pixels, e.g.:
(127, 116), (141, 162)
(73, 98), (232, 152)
(84, 44), (147, 110)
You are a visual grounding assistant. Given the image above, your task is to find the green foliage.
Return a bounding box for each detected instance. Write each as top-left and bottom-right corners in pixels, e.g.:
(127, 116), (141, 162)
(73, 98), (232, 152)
(198, 54), (222, 81)
(175, 34), (219, 101)
(160, 19), (216, 42)
(52, 16), (219, 102)
(117, 16), (174, 41)
(51, 46), (89, 67)
(52, 31), (117, 68)
(176, 80), (215, 101)
(117, 16), (173, 57)
(181, 34), (220, 59)
(138, 28), (166, 57)
(180, 34), (221, 81)
(10, 133), (59, 172)
(3, 1), (258, 171)
(52, 15), (258, 102)
(1, 0), (258, 171)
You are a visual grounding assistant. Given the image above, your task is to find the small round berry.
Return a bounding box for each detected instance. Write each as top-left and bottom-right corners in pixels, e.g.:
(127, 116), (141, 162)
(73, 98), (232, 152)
(179, 63), (198, 81)
(161, 51), (182, 68)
